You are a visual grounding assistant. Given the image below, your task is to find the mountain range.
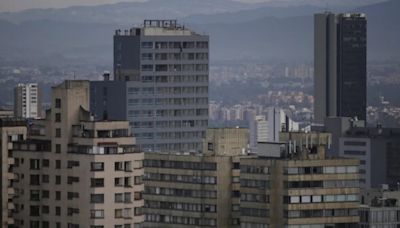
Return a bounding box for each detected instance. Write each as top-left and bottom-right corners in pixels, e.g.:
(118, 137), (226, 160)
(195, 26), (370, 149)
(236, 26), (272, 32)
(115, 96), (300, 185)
(0, 0), (398, 66)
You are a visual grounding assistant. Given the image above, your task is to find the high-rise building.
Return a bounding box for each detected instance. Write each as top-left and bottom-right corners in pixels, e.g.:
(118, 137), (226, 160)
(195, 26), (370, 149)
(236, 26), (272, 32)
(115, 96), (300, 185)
(142, 129), (360, 228)
(92, 20), (209, 153)
(0, 118), (26, 228)
(14, 83), (42, 119)
(314, 12), (367, 124)
(12, 81), (145, 227)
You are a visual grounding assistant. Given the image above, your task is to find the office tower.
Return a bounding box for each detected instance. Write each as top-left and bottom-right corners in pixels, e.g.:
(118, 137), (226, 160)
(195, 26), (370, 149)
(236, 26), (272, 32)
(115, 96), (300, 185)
(314, 12), (367, 124)
(255, 115), (269, 143)
(251, 109), (299, 147)
(0, 118), (26, 228)
(142, 129), (360, 227)
(14, 83), (42, 119)
(12, 81), (144, 227)
(99, 19), (208, 153)
(317, 117), (400, 189)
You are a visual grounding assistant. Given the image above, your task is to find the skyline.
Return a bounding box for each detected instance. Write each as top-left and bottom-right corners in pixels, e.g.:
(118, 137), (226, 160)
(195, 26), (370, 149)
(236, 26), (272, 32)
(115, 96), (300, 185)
(0, 0), (386, 13)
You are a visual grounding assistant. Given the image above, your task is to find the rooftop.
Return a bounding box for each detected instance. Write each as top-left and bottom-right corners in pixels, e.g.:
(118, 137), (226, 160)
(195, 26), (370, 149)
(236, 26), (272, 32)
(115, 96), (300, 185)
(0, 118), (27, 127)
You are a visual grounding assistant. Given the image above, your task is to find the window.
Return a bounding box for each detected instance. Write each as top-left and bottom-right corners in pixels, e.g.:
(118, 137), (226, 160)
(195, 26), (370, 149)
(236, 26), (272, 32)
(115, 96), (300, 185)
(56, 175), (61, 185)
(115, 178), (123, 187)
(56, 191), (61, 200)
(55, 128), (61, 138)
(115, 193), (123, 203)
(30, 175), (40, 185)
(30, 221), (40, 228)
(67, 160), (79, 168)
(141, 65), (153, 71)
(55, 99), (61, 108)
(42, 159), (50, 167)
(55, 144), (61, 153)
(42, 221), (49, 228)
(42, 206), (49, 214)
(68, 176), (79, 184)
(68, 192), (79, 200)
(30, 159), (40, 170)
(115, 209), (123, 218)
(91, 194), (104, 204)
(312, 195), (322, 203)
(91, 210), (104, 218)
(56, 160), (61, 169)
(30, 190), (40, 201)
(141, 42), (153, 49)
(42, 190), (49, 198)
(91, 178), (104, 187)
(115, 162), (123, 171)
(134, 176), (142, 185)
(30, 206), (40, 216)
(91, 162), (104, 171)
(55, 113), (61, 122)
(290, 196), (300, 203)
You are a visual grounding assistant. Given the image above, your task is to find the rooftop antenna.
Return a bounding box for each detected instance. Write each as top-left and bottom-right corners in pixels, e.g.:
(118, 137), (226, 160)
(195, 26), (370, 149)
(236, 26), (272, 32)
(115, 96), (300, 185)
(73, 71), (76, 80)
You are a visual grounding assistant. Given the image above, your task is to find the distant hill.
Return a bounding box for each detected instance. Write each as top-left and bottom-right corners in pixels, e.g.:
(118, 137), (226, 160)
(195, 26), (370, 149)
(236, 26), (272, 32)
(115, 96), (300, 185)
(0, 0), (261, 25)
(0, 0), (398, 65)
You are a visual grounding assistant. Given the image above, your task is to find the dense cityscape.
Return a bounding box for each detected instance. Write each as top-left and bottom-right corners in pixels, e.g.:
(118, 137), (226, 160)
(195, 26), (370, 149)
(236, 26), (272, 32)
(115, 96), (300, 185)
(0, 0), (400, 228)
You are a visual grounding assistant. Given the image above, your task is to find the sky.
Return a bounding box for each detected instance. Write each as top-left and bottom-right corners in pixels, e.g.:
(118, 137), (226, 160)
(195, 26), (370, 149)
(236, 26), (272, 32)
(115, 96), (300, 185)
(0, 0), (385, 12)
(0, 0), (270, 13)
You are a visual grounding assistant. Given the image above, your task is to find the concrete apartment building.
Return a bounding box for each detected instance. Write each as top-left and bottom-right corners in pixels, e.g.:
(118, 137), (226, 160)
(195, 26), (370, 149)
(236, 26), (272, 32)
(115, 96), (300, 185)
(0, 118), (26, 228)
(14, 83), (42, 119)
(314, 12), (367, 124)
(91, 19), (209, 153)
(359, 188), (400, 227)
(142, 129), (360, 228)
(11, 81), (144, 228)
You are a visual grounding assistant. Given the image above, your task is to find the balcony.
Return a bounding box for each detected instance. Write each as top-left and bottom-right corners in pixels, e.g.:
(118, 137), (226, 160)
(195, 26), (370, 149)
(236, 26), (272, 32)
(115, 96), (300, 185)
(7, 142), (13, 150)
(7, 173), (17, 180)
(7, 157), (15, 165)
(7, 187), (15, 196)
(8, 202), (15, 210)
(68, 144), (140, 155)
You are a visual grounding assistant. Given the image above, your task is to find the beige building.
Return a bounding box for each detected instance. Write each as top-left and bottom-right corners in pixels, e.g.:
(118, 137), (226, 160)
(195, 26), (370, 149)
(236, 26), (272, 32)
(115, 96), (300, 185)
(0, 118), (27, 228)
(11, 81), (144, 228)
(143, 130), (360, 228)
(14, 83), (42, 119)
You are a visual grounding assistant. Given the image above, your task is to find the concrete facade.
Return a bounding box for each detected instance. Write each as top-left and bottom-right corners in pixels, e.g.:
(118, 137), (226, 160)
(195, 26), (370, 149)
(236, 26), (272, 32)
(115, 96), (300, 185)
(14, 83), (42, 119)
(108, 20), (209, 153)
(142, 129), (360, 228)
(0, 118), (27, 228)
(11, 81), (144, 227)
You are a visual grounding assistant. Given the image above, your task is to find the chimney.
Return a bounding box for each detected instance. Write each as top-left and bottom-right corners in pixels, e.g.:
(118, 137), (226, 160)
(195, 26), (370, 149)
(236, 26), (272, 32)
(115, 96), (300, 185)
(103, 71), (110, 81)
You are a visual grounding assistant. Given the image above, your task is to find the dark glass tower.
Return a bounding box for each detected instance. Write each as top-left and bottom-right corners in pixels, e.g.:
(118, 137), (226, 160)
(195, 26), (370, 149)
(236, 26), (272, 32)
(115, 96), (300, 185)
(314, 12), (367, 124)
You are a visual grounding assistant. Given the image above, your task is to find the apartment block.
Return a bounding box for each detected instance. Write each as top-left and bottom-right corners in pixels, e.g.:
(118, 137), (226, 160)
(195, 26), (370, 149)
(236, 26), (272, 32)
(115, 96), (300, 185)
(11, 81), (144, 228)
(359, 188), (400, 227)
(142, 129), (360, 228)
(14, 83), (42, 119)
(91, 20), (209, 153)
(0, 118), (27, 228)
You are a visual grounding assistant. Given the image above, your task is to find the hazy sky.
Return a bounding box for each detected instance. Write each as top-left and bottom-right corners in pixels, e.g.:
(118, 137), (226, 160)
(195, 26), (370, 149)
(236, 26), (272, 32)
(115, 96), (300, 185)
(0, 0), (292, 12)
(0, 0), (384, 12)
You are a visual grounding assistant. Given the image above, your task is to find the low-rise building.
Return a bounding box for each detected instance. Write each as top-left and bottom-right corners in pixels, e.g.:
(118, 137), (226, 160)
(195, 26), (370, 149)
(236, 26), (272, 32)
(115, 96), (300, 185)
(143, 129), (360, 228)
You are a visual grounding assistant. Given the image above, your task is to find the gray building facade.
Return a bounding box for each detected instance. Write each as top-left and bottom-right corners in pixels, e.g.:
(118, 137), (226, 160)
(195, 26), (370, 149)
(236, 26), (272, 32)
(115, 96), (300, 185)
(314, 12), (367, 124)
(315, 117), (400, 189)
(92, 20), (209, 153)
